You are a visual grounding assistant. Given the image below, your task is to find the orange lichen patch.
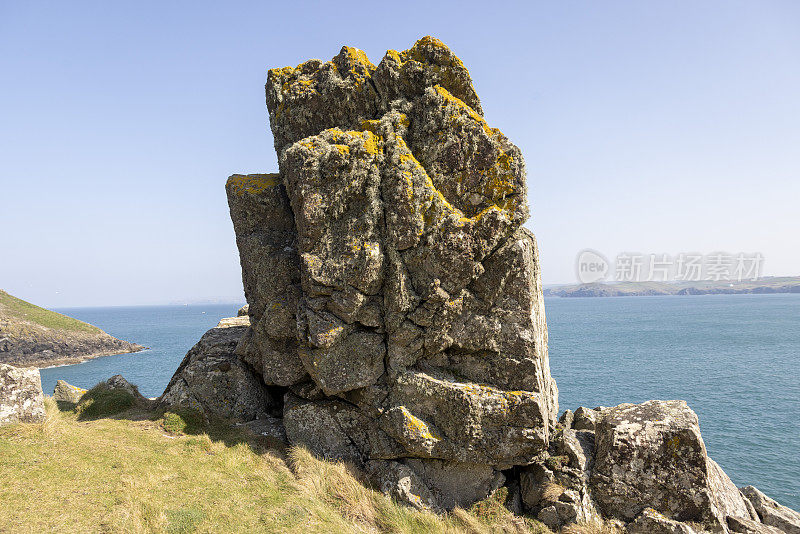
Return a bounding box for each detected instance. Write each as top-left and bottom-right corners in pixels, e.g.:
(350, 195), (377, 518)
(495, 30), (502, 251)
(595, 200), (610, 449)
(399, 407), (441, 441)
(406, 36), (466, 70)
(333, 144), (350, 156)
(360, 130), (382, 156)
(267, 65), (298, 79)
(434, 85), (492, 137)
(359, 119), (381, 135)
(226, 174), (281, 195)
(385, 49), (402, 63)
(342, 46), (375, 70)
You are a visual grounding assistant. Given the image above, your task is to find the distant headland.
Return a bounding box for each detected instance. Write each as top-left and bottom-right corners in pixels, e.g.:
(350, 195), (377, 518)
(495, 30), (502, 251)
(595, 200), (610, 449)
(0, 289), (145, 367)
(544, 276), (800, 297)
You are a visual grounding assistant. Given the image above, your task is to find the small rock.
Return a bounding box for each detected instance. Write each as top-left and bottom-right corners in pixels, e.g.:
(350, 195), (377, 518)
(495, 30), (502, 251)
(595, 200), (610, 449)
(573, 406), (600, 431)
(538, 505), (560, 530)
(0, 363), (45, 424)
(364, 460), (439, 512)
(727, 515), (784, 534)
(403, 458), (505, 511)
(559, 409), (574, 429)
(105, 375), (142, 397)
(53, 380), (86, 404)
(238, 416), (287, 445)
(237, 304), (249, 317)
(740, 486), (800, 534)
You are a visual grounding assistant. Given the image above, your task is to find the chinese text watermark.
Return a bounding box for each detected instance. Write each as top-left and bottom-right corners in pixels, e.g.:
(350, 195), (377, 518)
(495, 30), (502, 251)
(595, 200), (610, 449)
(576, 250), (764, 284)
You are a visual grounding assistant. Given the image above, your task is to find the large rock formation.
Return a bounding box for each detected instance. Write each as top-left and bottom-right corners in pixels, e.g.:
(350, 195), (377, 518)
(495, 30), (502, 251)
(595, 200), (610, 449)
(0, 362), (46, 424)
(225, 36), (557, 509)
(162, 36), (800, 530)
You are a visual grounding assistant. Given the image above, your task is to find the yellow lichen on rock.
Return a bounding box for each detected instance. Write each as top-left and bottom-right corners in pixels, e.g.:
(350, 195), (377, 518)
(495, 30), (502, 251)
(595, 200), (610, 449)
(226, 173), (281, 196)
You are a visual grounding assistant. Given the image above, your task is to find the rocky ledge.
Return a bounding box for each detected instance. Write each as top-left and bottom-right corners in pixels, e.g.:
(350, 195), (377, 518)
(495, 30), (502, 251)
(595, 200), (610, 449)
(157, 37), (799, 533)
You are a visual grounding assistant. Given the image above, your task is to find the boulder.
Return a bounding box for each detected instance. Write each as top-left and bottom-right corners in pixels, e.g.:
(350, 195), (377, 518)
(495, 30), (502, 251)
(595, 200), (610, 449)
(740, 486), (800, 534)
(105, 374), (143, 398)
(573, 406), (601, 431)
(726, 515), (784, 534)
(364, 460), (438, 511)
(0, 363), (45, 424)
(520, 426), (600, 529)
(160, 316), (277, 422)
(591, 400), (751, 531)
(52, 380), (86, 403)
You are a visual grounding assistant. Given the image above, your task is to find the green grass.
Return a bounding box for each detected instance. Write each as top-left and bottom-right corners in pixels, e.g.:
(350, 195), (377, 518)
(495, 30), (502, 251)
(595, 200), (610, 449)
(0, 398), (560, 533)
(162, 409), (205, 435)
(0, 289), (101, 334)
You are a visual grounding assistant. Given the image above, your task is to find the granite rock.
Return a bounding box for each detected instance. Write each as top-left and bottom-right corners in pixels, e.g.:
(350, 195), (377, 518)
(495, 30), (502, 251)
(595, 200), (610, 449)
(0, 363), (46, 424)
(225, 36), (557, 509)
(160, 316), (277, 422)
(591, 400), (751, 531)
(52, 380), (86, 404)
(740, 486), (800, 534)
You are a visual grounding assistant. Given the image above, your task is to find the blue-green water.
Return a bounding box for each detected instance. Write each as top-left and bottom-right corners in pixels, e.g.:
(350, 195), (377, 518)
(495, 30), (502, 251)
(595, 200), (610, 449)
(41, 294), (799, 509)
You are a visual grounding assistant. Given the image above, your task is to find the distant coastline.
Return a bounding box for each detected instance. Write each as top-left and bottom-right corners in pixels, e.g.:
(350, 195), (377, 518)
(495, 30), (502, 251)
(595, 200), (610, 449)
(0, 289), (145, 368)
(544, 276), (800, 298)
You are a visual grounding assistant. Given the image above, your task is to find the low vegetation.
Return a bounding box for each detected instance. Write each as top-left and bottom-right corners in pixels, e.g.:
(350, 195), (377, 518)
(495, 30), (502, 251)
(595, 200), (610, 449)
(0, 396), (585, 533)
(0, 289), (101, 334)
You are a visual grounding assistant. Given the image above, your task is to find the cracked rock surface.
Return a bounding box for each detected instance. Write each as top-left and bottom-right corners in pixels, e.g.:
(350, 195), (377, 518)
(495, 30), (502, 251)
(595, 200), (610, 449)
(225, 36), (558, 510)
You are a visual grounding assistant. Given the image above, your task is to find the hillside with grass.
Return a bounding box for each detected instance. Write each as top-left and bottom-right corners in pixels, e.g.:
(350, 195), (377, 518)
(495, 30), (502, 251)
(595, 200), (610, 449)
(0, 289), (144, 367)
(0, 391), (619, 534)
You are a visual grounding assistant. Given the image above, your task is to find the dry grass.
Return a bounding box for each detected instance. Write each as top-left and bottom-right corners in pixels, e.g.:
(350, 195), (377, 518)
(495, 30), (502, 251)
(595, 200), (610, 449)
(561, 519), (624, 534)
(0, 398), (559, 534)
(540, 482), (566, 503)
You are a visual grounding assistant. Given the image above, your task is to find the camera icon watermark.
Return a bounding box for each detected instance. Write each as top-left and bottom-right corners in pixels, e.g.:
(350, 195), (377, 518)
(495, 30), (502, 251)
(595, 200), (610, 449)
(574, 250), (764, 283)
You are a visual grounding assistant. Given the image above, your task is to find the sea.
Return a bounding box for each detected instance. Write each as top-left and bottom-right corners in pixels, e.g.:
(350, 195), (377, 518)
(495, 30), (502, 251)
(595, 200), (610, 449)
(41, 294), (800, 510)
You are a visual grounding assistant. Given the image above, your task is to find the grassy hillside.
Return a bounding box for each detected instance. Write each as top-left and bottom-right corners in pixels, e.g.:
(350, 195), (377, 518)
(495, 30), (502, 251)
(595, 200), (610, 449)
(0, 289), (101, 334)
(0, 397), (600, 534)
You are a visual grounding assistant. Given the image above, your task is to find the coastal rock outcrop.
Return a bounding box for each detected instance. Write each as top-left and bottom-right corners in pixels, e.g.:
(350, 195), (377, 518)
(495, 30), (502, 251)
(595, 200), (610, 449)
(162, 36), (800, 529)
(591, 401), (751, 530)
(0, 362), (46, 424)
(224, 35), (558, 510)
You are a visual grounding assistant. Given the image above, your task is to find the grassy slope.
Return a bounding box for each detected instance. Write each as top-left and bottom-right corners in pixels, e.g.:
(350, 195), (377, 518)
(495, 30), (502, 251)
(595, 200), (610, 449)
(0, 289), (101, 334)
(0, 399), (563, 534)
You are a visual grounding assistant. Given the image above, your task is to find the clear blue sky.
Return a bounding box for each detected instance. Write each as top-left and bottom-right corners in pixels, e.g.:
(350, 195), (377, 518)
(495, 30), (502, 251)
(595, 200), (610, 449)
(1, 1), (798, 307)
